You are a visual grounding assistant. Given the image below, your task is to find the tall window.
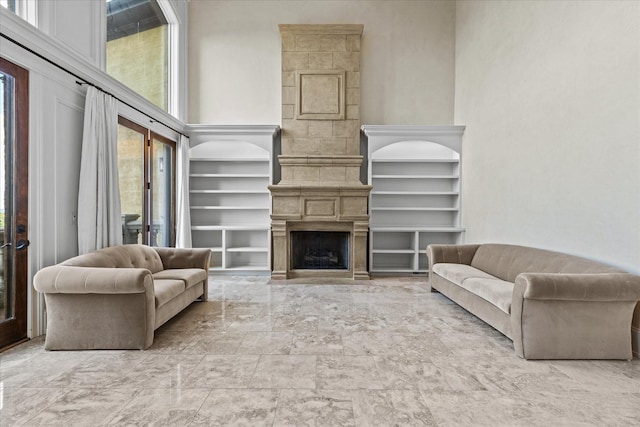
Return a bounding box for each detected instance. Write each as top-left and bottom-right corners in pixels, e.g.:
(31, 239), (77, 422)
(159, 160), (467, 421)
(118, 117), (175, 247)
(0, 0), (16, 12)
(106, 0), (169, 111)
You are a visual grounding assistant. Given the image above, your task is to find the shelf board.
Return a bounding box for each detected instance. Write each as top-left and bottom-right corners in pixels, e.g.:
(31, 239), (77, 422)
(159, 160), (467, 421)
(190, 190), (270, 194)
(190, 206), (269, 210)
(226, 247), (269, 253)
(371, 207), (458, 212)
(371, 174), (459, 179)
(191, 158), (268, 162)
(372, 249), (415, 254)
(190, 174), (270, 178)
(210, 266), (270, 271)
(371, 191), (459, 196)
(372, 159), (459, 163)
(370, 227), (465, 232)
(191, 225), (270, 231)
(369, 269), (422, 273)
(200, 247), (223, 252)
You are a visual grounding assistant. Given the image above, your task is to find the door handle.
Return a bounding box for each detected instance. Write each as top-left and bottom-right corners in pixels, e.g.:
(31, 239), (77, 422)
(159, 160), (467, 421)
(0, 242), (11, 249)
(15, 239), (29, 250)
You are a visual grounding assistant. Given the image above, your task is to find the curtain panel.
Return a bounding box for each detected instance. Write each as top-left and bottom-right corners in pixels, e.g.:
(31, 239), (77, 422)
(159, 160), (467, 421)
(77, 86), (122, 254)
(175, 134), (192, 248)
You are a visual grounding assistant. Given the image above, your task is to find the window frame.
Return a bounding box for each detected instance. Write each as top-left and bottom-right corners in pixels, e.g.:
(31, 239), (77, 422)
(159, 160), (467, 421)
(117, 115), (176, 247)
(105, 0), (180, 116)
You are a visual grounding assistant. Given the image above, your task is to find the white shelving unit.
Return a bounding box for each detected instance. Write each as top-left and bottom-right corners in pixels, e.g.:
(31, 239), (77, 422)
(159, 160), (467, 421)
(362, 125), (466, 275)
(186, 125), (279, 273)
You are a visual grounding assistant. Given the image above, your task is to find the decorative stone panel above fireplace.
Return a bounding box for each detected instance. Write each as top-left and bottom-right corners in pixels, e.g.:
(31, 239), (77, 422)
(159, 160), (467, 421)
(270, 24), (371, 280)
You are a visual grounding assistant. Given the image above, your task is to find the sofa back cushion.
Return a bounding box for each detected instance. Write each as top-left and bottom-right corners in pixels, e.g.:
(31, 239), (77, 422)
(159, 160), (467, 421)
(470, 244), (623, 283)
(62, 244), (164, 273)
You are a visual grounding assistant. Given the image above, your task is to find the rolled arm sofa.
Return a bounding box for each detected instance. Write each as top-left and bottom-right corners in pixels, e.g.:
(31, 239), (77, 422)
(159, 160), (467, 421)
(33, 244), (211, 350)
(427, 243), (640, 360)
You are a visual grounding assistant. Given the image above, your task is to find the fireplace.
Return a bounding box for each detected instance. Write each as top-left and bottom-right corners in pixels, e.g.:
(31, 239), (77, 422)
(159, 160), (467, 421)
(269, 24), (371, 280)
(291, 231), (349, 270)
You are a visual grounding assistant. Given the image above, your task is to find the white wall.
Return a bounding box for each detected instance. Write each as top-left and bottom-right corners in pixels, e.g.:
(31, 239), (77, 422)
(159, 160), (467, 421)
(188, 0), (455, 125)
(455, 1), (640, 275)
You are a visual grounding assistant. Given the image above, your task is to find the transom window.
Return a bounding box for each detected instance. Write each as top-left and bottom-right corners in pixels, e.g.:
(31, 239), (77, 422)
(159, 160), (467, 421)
(106, 0), (169, 111)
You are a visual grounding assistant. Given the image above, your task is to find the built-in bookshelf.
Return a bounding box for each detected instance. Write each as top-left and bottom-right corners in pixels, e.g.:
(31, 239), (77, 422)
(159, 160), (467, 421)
(186, 125), (279, 273)
(361, 125), (466, 274)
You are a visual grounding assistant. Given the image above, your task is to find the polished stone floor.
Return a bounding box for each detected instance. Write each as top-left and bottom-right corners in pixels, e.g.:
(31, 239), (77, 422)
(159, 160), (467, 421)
(1, 276), (639, 426)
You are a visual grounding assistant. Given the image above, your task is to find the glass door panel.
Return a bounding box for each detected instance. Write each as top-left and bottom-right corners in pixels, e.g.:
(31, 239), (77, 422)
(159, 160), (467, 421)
(0, 58), (28, 349)
(150, 133), (175, 247)
(117, 118), (146, 245)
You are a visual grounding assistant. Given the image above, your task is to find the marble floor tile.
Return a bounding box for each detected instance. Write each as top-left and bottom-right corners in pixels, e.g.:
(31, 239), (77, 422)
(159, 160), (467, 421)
(226, 313), (277, 332)
(128, 354), (205, 388)
(291, 331), (344, 355)
(274, 389), (355, 426)
(182, 354), (260, 388)
(180, 331), (246, 355)
(373, 355), (451, 391)
(429, 354), (573, 393)
(0, 387), (68, 426)
(342, 331), (452, 357)
(2, 275), (639, 426)
(351, 389), (437, 426)
(272, 312), (320, 332)
(249, 355), (316, 389)
(236, 331), (294, 355)
(25, 388), (139, 426)
(191, 389), (278, 426)
(316, 355), (386, 390)
(107, 388), (207, 425)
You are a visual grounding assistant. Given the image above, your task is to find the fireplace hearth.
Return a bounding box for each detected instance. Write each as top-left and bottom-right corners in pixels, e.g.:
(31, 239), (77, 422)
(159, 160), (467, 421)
(291, 231), (349, 270)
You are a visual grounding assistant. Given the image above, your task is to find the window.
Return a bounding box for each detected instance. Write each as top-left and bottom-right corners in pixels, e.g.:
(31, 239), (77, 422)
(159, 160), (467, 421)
(118, 117), (175, 247)
(0, 0), (36, 25)
(106, 0), (169, 111)
(0, 0), (16, 12)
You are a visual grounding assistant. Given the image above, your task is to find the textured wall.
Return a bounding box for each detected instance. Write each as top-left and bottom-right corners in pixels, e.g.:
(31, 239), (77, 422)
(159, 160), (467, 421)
(188, 0), (455, 125)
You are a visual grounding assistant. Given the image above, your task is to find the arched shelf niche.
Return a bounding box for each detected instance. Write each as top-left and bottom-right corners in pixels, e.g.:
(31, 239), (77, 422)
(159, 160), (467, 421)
(361, 125), (465, 275)
(185, 125), (279, 274)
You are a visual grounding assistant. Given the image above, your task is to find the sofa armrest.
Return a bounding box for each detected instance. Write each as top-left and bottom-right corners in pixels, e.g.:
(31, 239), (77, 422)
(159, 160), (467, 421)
(153, 247), (212, 271)
(515, 273), (640, 302)
(34, 265), (154, 294)
(427, 244), (481, 267)
(511, 273), (640, 359)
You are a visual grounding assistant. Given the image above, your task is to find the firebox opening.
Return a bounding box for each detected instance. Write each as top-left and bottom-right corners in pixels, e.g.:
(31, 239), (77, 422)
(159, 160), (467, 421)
(290, 231), (350, 270)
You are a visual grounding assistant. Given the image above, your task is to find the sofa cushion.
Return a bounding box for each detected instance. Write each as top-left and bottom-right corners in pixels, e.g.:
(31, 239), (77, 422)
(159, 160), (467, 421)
(154, 279), (185, 308)
(458, 277), (514, 314)
(153, 269), (207, 290)
(62, 244), (164, 274)
(432, 263), (498, 286)
(470, 244), (623, 283)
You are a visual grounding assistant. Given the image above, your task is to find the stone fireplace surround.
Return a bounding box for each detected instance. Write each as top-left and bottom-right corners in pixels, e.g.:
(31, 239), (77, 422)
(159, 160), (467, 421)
(269, 24), (371, 280)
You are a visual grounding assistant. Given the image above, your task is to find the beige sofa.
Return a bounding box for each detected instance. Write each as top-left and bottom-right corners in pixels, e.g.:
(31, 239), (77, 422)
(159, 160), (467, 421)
(427, 243), (640, 360)
(33, 244), (211, 350)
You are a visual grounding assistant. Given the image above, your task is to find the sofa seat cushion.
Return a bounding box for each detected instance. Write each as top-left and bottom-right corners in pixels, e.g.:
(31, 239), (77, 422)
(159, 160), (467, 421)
(458, 277), (514, 314)
(153, 269), (207, 290)
(154, 279), (185, 308)
(432, 263), (498, 286)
